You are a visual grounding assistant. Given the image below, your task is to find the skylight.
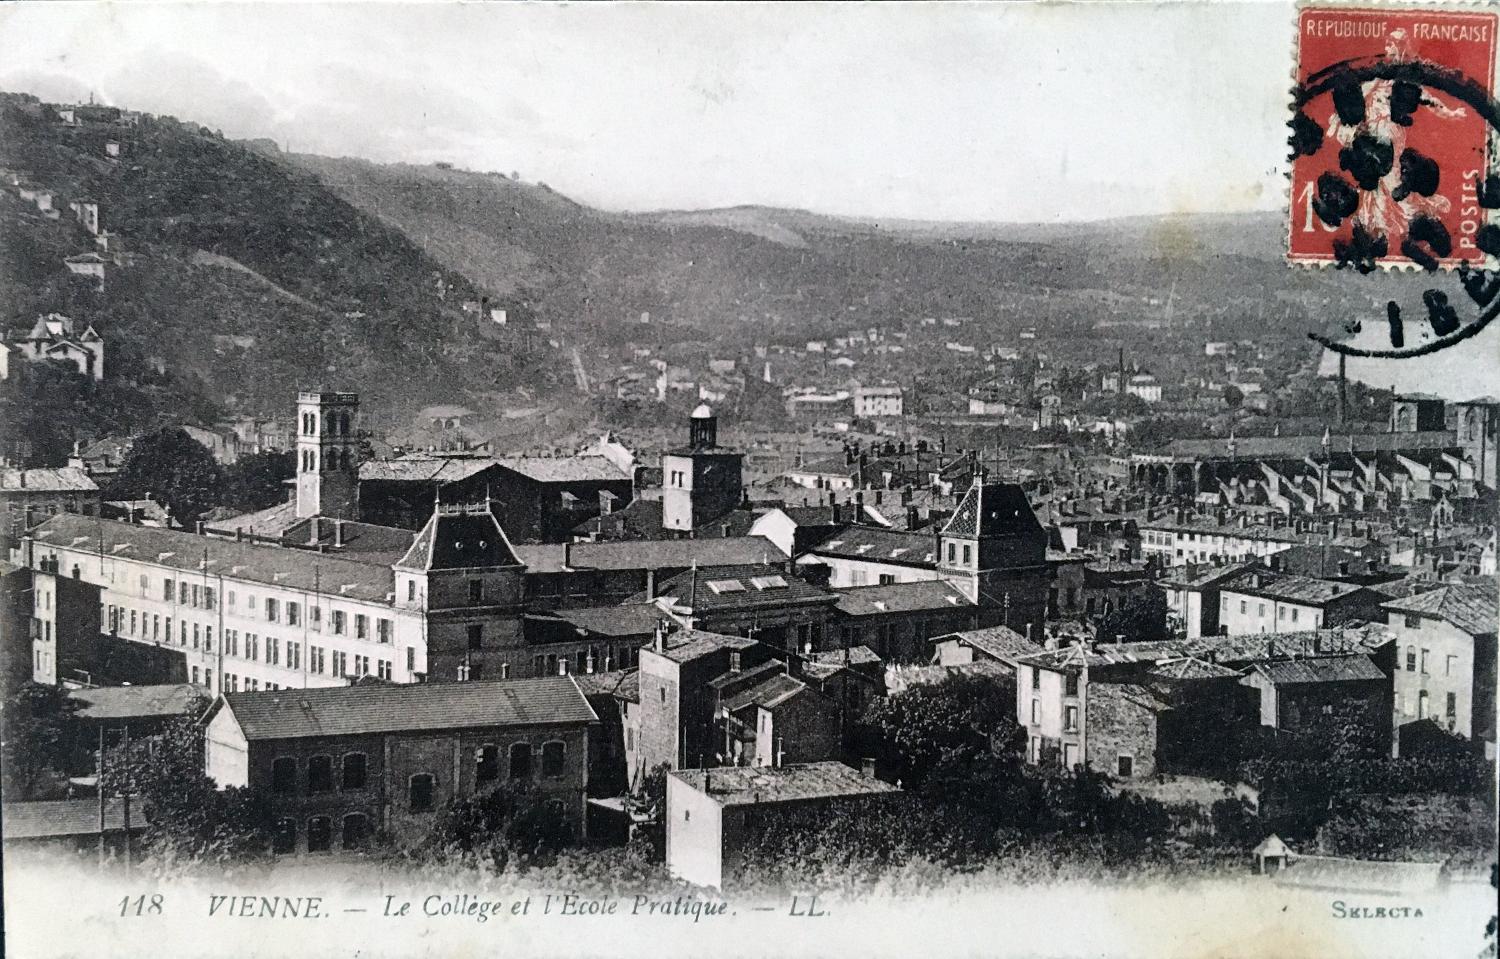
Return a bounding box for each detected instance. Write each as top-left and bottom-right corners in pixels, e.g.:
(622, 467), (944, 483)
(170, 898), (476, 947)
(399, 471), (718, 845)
(708, 579), (746, 594)
(749, 575), (788, 590)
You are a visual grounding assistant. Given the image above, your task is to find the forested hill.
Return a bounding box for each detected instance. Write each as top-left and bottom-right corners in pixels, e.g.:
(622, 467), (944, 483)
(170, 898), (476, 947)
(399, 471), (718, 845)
(0, 91), (562, 463)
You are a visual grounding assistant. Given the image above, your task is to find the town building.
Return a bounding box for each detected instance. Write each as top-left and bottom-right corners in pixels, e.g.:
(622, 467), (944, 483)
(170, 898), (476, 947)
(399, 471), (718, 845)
(645, 563), (839, 653)
(1215, 567), (1388, 635)
(2, 467), (101, 541)
(3, 314), (104, 381)
(666, 761), (900, 888)
(203, 676), (596, 853)
(1380, 582), (1497, 758)
(853, 385), (904, 418)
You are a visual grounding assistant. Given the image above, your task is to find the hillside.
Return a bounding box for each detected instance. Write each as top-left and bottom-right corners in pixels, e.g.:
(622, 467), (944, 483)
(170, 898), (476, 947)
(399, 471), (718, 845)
(0, 92), (565, 462)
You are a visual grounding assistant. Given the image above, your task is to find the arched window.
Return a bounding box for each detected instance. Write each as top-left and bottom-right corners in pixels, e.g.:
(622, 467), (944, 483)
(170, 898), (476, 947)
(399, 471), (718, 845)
(306, 816), (332, 853)
(339, 412), (351, 436)
(508, 743), (533, 780)
(271, 757), (297, 795)
(341, 753), (367, 791)
(273, 818), (297, 854)
(541, 741), (566, 778)
(341, 813), (370, 850)
(476, 744), (499, 784)
(307, 755), (333, 794)
(408, 773), (435, 812)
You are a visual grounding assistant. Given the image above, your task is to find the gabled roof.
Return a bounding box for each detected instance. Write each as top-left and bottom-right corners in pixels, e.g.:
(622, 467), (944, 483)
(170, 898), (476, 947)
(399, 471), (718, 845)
(941, 482), (1042, 541)
(528, 602), (664, 639)
(395, 505), (521, 572)
(1248, 654), (1386, 685)
(2, 799), (144, 839)
(933, 625), (1040, 662)
(832, 580), (972, 617)
(357, 457), (501, 484)
(210, 498), (301, 538)
(0, 467), (98, 492)
(1220, 569), (1369, 606)
(806, 525), (937, 566)
(516, 536), (785, 574)
(218, 676), (596, 741)
(69, 683), (208, 721)
(643, 627), (757, 664)
(721, 671), (807, 713)
(671, 761), (899, 808)
(1381, 582), (1496, 636)
(496, 456), (630, 484)
(650, 563), (834, 612)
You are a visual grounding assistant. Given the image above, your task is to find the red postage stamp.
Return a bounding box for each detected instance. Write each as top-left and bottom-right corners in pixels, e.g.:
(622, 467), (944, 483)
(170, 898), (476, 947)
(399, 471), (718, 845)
(1288, 6), (1499, 269)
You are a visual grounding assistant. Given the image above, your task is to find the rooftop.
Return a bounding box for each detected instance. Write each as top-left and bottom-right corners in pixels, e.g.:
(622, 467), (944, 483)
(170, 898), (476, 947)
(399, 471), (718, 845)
(69, 683), (208, 721)
(671, 761), (900, 807)
(496, 456), (631, 484)
(1151, 431), (1457, 462)
(650, 563), (835, 612)
(833, 580), (972, 617)
(806, 525), (938, 566)
(358, 457), (501, 484)
(516, 536), (785, 574)
(1249, 654), (1386, 685)
(2, 798), (144, 840)
(218, 676), (597, 741)
(942, 482), (1043, 541)
(934, 625), (1042, 662)
(644, 627), (758, 664)
(395, 506), (521, 572)
(1381, 581), (1497, 636)
(720, 670), (807, 713)
(0, 467), (98, 493)
(1220, 569), (1368, 606)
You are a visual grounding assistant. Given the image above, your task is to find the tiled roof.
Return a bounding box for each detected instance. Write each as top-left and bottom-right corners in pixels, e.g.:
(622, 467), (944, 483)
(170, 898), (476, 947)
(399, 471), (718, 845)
(1159, 561), (1260, 590)
(721, 671), (807, 713)
(832, 580), (972, 617)
(0, 467), (98, 492)
(497, 456), (630, 484)
(644, 628), (757, 664)
(934, 625), (1040, 662)
(279, 518), (416, 565)
(358, 457), (500, 484)
(221, 676), (597, 741)
(1018, 626), (1392, 672)
(515, 536), (785, 573)
(941, 482), (1042, 540)
(1381, 582), (1496, 636)
(1220, 569), (1367, 606)
(1160, 431), (1457, 461)
(671, 761), (899, 807)
(532, 603), (664, 639)
(69, 683), (208, 721)
(808, 645), (882, 666)
(1146, 657), (1242, 680)
(807, 526), (937, 566)
(571, 669), (637, 699)
(883, 659), (1009, 695)
(2, 799), (144, 839)
(395, 507), (521, 571)
(211, 499), (301, 537)
(1250, 654), (1385, 685)
(651, 563), (835, 612)
(706, 658), (785, 691)
(31, 514), (398, 604)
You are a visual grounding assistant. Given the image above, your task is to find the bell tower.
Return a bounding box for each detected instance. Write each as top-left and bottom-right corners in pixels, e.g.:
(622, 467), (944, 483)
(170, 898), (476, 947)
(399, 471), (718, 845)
(295, 390), (361, 519)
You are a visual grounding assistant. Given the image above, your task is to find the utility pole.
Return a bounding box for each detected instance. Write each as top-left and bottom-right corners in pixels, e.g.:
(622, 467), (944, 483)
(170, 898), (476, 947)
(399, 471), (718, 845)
(1338, 353), (1348, 425)
(96, 725), (105, 869)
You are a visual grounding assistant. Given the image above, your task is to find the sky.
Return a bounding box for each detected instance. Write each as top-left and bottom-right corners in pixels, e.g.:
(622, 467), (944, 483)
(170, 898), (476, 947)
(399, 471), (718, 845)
(0, 1), (1298, 223)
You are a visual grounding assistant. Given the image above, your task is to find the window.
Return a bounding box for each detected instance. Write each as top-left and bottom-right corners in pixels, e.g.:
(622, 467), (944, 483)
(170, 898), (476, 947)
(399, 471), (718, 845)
(204, 627), (212, 652)
(287, 602), (300, 626)
(542, 741), (566, 777)
(377, 618), (393, 644)
(469, 580), (484, 604)
(406, 647), (415, 674)
(1446, 693), (1458, 724)
(267, 637), (280, 666)
(246, 634), (259, 661)
(248, 595), (257, 612)
(947, 543), (955, 564)
(332, 610), (346, 635)
(1446, 654), (1458, 677)
(152, 615), (160, 640)
(342, 753), (367, 791)
(139, 573), (149, 597)
(355, 614), (368, 640)
(1030, 667), (1040, 690)
(307, 755), (333, 794)
(467, 624), (483, 651)
(266, 598), (279, 623)
(306, 817), (332, 853)
(1030, 699), (1040, 724)
(470, 664), (484, 681)
(354, 654), (369, 676)
(273, 819), (297, 855)
(271, 757), (297, 795)
(1406, 647), (1417, 671)
(192, 624), (200, 650)
(1064, 705), (1078, 732)
(1239, 601), (1247, 614)
(130, 610), (138, 635)
(191, 665), (200, 684)
(310, 606), (322, 632)
(1064, 673), (1079, 697)
(287, 641), (300, 670)
(476, 745), (499, 783)
(342, 814), (370, 850)
(377, 660), (391, 681)
(1291, 608), (1299, 623)
(1117, 755), (1134, 777)
(509, 743), (533, 779)
(408, 774), (435, 812)
(962, 544), (972, 566)
(1417, 690), (1430, 719)
(1278, 607), (1286, 621)
(1404, 613), (1422, 629)
(204, 587), (215, 610)
(332, 651), (347, 677)
(1420, 648), (1430, 675)
(190, 584), (201, 608)
(407, 581), (416, 602)
(1257, 603), (1265, 618)
(228, 590), (236, 609)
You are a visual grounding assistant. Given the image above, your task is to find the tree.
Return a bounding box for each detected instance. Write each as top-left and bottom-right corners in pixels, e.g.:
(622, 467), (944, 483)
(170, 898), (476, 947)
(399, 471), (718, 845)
(855, 672), (1022, 788)
(100, 707), (271, 870)
(1095, 587), (1170, 643)
(218, 450), (295, 513)
(410, 780), (572, 873)
(0, 682), (81, 800)
(107, 427), (223, 527)
(1223, 385), (1244, 409)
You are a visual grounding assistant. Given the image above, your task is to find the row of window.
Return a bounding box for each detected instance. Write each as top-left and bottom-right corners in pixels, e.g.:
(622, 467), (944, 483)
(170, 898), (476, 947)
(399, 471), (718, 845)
(1394, 690), (1459, 723)
(269, 743), (568, 799)
(138, 577), (394, 641)
(1402, 646), (1459, 677)
(1223, 597), (1318, 626)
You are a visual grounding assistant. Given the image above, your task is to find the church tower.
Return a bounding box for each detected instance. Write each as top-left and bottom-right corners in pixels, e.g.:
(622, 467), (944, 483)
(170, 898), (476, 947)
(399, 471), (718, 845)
(295, 390), (361, 519)
(662, 404), (744, 533)
(937, 477), (1049, 641)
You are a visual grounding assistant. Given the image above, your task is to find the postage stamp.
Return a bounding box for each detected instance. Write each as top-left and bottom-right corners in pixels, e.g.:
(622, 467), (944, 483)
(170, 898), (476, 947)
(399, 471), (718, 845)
(1288, 5), (1499, 271)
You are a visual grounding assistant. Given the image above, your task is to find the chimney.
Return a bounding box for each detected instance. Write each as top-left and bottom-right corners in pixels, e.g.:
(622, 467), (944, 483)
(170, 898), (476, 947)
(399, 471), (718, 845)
(17, 471), (24, 488)
(334, 520), (346, 548)
(861, 758), (876, 779)
(558, 658), (568, 676)
(195, 520), (205, 535)
(730, 651), (741, 673)
(831, 503), (842, 525)
(563, 539), (574, 570)
(586, 649), (595, 674)
(645, 568), (657, 599)
(1337, 560), (1349, 577)
(774, 736), (785, 768)
(907, 505), (919, 529)
(653, 619), (667, 654)
(308, 515), (321, 545)
(235, 527), (244, 542)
